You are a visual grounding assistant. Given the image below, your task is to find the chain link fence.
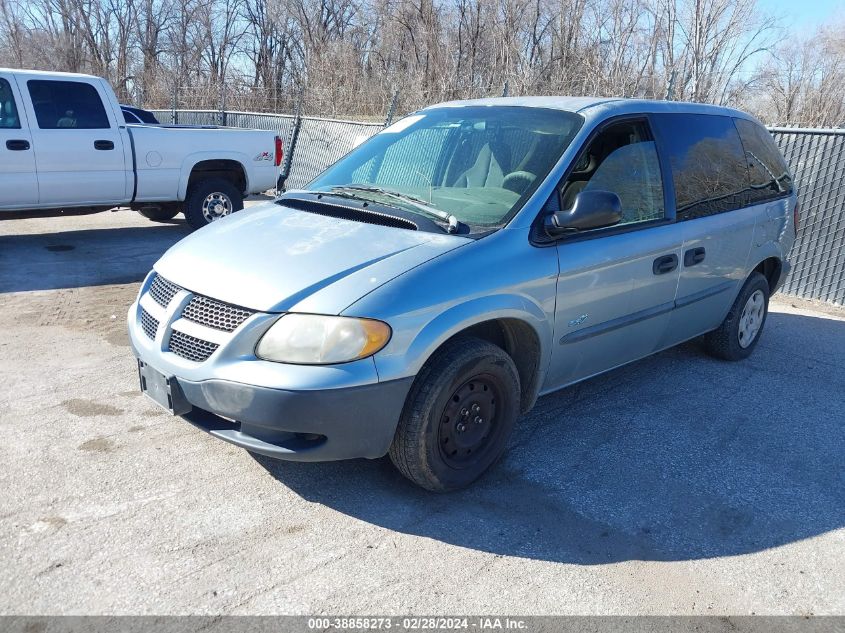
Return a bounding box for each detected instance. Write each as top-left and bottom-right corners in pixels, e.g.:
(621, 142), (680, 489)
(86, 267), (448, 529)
(150, 108), (845, 306)
(770, 129), (845, 305)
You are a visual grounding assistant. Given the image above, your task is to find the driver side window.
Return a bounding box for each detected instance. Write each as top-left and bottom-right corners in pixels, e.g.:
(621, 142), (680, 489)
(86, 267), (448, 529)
(559, 119), (665, 226)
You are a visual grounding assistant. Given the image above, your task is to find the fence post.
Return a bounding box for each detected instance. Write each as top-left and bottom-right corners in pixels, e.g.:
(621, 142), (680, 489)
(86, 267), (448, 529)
(219, 81), (227, 126)
(279, 89), (304, 192)
(171, 85), (178, 125)
(502, 80), (509, 97)
(384, 89), (399, 127)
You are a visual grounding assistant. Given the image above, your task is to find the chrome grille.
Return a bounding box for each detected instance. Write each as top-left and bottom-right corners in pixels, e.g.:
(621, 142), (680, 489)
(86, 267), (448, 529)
(140, 309), (159, 340)
(169, 330), (219, 363)
(149, 274), (180, 307)
(182, 295), (254, 332)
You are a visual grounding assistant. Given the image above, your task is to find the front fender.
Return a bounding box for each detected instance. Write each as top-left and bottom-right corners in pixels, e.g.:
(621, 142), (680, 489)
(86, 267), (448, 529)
(177, 151), (252, 200)
(372, 293), (553, 386)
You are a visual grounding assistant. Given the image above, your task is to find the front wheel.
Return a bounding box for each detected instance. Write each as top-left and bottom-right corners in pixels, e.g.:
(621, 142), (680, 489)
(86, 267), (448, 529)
(704, 272), (770, 361)
(184, 178), (244, 229)
(389, 337), (521, 491)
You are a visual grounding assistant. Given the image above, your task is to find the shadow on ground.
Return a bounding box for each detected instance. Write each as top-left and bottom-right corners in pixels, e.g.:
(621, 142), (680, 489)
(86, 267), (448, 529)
(0, 222), (190, 293)
(255, 310), (845, 564)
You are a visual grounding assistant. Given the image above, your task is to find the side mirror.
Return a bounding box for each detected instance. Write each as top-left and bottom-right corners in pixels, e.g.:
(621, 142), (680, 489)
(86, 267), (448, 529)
(545, 190), (623, 236)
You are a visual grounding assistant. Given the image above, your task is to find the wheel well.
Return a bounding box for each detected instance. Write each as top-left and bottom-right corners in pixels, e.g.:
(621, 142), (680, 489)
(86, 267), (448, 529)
(454, 319), (542, 414)
(188, 160), (246, 194)
(753, 257), (783, 292)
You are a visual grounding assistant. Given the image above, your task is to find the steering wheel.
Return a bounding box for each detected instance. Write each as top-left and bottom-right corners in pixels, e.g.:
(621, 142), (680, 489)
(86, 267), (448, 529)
(502, 171), (536, 194)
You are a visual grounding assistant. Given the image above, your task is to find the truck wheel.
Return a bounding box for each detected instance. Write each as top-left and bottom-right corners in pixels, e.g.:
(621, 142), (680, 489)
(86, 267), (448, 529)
(704, 272), (770, 361)
(389, 336), (521, 492)
(137, 205), (179, 222)
(184, 178), (243, 229)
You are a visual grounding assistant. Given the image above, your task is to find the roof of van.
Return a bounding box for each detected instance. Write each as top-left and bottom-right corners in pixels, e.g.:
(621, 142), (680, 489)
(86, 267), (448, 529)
(424, 96), (757, 122)
(0, 68), (101, 80)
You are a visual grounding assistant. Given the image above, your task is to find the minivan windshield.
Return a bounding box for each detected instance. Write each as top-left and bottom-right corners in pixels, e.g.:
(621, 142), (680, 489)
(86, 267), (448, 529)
(307, 106), (584, 229)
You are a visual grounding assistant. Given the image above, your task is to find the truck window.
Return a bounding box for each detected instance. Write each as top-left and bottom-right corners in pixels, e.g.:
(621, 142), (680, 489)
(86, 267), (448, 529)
(653, 113), (750, 220)
(27, 80), (110, 130)
(0, 78), (21, 129)
(733, 118), (793, 203)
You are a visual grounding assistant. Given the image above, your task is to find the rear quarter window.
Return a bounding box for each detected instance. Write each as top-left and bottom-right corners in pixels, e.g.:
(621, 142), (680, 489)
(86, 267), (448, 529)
(653, 113), (750, 220)
(733, 117), (793, 202)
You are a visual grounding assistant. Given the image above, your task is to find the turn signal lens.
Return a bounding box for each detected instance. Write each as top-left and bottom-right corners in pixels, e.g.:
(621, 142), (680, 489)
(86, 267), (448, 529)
(256, 314), (391, 365)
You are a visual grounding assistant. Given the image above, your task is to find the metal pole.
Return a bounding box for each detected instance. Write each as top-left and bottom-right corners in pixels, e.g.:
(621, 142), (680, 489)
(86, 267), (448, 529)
(384, 89), (399, 127)
(502, 80), (509, 97)
(279, 88), (304, 191)
(172, 85), (178, 125)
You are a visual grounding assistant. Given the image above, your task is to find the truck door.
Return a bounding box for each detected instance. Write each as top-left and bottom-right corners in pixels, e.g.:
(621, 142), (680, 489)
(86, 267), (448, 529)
(18, 76), (129, 206)
(0, 75), (38, 208)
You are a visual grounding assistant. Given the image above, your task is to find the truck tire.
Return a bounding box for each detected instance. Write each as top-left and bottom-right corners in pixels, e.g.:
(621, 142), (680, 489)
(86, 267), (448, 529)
(137, 205), (179, 222)
(389, 336), (521, 492)
(704, 272), (770, 361)
(184, 178), (243, 229)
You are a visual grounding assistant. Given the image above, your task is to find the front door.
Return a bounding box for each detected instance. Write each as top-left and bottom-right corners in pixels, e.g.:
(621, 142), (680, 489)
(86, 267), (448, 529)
(545, 118), (683, 390)
(19, 76), (128, 206)
(0, 75), (38, 208)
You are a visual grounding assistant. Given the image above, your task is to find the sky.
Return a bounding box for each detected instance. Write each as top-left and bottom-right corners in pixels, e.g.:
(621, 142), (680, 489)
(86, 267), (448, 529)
(756, 0), (844, 30)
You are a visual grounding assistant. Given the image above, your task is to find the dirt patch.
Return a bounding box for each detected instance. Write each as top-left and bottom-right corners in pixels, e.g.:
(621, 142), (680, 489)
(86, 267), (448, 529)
(78, 437), (117, 453)
(128, 425), (145, 432)
(63, 399), (123, 417)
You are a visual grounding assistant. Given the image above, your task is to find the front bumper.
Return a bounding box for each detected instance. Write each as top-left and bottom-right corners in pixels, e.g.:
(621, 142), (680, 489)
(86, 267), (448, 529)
(127, 273), (413, 461)
(174, 375), (413, 461)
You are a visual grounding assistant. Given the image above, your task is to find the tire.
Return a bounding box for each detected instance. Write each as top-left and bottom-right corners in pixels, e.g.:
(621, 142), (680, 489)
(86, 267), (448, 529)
(389, 336), (521, 492)
(704, 272), (770, 361)
(183, 178), (244, 229)
(137, 205), (179, 222)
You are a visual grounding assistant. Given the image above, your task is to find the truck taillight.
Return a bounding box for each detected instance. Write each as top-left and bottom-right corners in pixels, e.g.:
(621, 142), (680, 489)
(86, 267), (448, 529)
(275, 136), (283, 167)
(793, 201), (800, 235)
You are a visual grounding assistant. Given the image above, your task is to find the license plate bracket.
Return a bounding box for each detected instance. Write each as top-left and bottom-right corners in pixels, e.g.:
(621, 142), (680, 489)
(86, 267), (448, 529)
(138, 360), (192, 415)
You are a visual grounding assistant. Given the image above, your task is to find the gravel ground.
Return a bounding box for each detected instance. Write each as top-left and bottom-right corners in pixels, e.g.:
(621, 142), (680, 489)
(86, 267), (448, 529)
(0, 207), (843, 615)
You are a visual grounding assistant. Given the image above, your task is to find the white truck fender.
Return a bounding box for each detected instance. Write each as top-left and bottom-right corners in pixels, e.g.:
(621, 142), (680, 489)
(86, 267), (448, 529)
(177, 151), (252, 200)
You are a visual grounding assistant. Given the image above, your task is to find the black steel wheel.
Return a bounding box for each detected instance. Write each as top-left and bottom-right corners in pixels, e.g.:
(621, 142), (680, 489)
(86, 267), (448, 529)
(437, 375), (502, 469)
(389, 336), (521, 491)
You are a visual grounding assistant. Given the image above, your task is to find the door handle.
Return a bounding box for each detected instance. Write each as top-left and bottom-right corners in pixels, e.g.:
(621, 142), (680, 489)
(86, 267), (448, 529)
(6, 139), (30, 151)
(94, 140), (115, 150)
(684, 247), (706, 267)
(653, 254), (679, 275)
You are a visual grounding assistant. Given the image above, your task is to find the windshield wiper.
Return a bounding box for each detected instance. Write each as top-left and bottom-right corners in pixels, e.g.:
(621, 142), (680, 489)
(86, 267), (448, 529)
(329, 185), (465, 234)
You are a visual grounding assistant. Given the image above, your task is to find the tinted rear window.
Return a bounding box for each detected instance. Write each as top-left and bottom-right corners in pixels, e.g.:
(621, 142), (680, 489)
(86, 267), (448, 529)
(27, 80), (110, 129)
(654, 113), (750, 220)
(734, 117), (792, 202)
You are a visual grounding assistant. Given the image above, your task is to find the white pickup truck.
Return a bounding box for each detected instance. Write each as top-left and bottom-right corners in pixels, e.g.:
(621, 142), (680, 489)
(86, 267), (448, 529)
(0, 69), (281, 228)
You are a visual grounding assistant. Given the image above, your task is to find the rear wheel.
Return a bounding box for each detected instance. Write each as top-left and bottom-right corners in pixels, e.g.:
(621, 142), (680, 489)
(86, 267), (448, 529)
(184, 178), (243, 229)
(389, 337), (520, 491)
(704, 272), (770, 361)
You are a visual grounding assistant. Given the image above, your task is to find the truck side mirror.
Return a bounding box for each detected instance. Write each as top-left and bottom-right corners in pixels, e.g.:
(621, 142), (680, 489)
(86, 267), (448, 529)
(544, 190), (623, 236)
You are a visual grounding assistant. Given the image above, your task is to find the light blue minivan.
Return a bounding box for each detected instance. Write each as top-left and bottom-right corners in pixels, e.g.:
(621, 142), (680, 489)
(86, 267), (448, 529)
(128, 97), (797, 490)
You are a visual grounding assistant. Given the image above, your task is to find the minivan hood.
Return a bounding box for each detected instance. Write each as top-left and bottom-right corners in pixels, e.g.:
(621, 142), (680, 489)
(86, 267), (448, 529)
(155, 202), (470, 313)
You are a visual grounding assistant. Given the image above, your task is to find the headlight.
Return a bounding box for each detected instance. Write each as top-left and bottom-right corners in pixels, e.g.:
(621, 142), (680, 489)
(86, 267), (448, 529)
(256, 314), (392, 364)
